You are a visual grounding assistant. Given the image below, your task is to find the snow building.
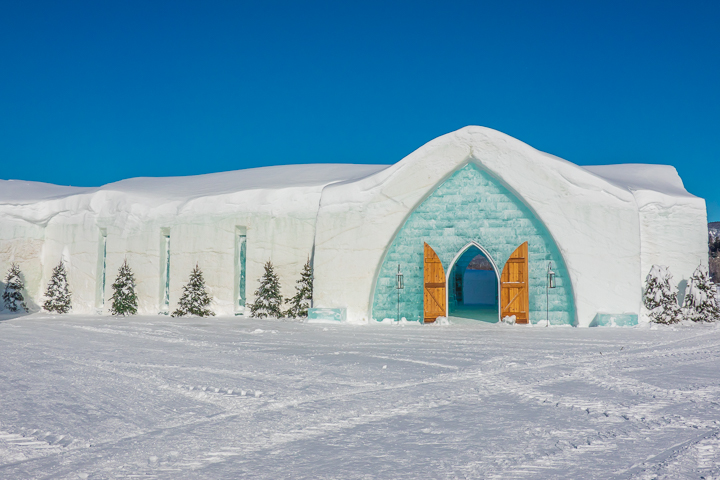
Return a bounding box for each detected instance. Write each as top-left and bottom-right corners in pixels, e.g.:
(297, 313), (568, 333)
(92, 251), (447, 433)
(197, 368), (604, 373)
(0, 127), (708, 326)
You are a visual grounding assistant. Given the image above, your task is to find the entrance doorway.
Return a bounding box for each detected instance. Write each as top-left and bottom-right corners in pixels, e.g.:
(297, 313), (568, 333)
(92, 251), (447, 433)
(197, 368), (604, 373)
(448, 245), (499, 323)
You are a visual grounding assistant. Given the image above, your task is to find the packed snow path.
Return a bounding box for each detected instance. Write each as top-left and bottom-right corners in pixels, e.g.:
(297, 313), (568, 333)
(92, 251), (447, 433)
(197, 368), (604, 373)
(1, 316), (720, 479)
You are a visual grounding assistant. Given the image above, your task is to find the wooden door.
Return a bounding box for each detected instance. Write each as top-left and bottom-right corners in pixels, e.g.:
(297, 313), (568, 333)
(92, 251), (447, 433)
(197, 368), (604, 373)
(500, 242), (529, 323)
(423, 243), (446, 323)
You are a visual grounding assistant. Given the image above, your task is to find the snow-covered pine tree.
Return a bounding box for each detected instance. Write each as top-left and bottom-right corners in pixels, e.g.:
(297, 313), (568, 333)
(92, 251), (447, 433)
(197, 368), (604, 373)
(683, 264), (720, 322)
(284, 258), (313, 318)
(43, 261), (72, 314)
(644, 264), (682, 324)
(249, 261), (283, 318)
(109, 259), (138, 316)
(3, 263), (29, 313)
(171, 264), (215, 317)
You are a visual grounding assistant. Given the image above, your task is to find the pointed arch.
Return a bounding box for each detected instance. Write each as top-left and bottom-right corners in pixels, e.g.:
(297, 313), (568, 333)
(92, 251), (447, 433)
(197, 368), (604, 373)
(445, 241), (501, 322)
(370, 164), (575, 325)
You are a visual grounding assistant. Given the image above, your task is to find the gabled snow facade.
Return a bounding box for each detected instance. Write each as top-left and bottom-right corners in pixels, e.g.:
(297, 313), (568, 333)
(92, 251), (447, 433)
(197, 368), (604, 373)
(0, 127), (708, 326)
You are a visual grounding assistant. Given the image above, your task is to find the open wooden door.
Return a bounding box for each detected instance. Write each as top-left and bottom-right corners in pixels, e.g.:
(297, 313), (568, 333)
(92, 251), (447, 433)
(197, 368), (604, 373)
(423, 243), (446, 323)
(500, 242), (529, 323)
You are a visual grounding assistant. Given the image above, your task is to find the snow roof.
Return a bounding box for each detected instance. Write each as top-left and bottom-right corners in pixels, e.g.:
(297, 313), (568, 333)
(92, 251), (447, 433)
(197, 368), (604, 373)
(0, 127), (698, 207)
(581, 164), (696, 198)
(0, 164), (389, 204)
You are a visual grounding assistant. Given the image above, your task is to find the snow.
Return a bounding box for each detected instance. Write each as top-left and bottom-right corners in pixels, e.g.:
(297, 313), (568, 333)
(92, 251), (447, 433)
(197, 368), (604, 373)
(0, 164), (388, 204)
(1, 314), (720, 478)
(582, 164), (695, 199)
(0, 180), (92, 203)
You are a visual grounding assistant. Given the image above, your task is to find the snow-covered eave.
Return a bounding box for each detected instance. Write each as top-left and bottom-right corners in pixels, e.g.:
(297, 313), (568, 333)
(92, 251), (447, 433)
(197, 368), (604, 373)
(581, 163), (701, 203)
(320, 125), (639, 208)
(0, 163), (389, 204)
(0, 164), (391, 224)
(0, 186), (331, 226)
(321, 127), (703, 211)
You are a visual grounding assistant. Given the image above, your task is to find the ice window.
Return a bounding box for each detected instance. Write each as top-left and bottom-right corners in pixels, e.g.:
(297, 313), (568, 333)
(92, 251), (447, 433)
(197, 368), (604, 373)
(95, 229), (107, 310)
(235, 227), (247, 315)
(160, 230), (171, 313)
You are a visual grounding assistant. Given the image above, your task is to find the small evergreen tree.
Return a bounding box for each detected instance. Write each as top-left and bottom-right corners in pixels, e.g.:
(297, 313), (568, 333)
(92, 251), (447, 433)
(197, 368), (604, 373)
(3, 263), (29, 313)
(249, 261), (283, 318)
(644, 264), (682, 324)
(43, 261), (72, 314)
(285, 258), (313, 318)
(683, 264), (720, 322)
(172, 264), (215, 317)
(110, 259), (138, 316)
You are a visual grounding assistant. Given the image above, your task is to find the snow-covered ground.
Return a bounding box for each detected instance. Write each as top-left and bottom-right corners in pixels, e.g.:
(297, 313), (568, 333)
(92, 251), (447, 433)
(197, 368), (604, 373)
(1, 315), (720, 479)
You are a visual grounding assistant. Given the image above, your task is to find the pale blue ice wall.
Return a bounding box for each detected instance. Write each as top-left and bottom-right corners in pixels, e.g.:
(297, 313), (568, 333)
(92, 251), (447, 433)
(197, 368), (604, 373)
(371, 164), (575, 325)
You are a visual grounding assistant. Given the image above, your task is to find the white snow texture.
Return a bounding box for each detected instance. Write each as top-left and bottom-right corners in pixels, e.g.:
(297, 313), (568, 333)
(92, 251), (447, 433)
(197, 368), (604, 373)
(1, 315), (720, 478)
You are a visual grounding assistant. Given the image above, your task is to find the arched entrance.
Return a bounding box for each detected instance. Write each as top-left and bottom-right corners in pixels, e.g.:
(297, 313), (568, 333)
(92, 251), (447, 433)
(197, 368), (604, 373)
(447, 244), (500, 323)
(370, 164), (576, 325)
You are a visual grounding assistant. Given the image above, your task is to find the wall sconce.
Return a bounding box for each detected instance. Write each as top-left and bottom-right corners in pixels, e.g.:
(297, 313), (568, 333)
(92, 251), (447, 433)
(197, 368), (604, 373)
(396, 264), (404, 322)
(548, 263), (556, 289)
(546, 262), (556, 327)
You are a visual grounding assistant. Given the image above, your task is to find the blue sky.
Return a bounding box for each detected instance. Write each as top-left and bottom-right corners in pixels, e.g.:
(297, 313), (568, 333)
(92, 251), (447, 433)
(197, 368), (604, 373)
(1, 1), (718, 221)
